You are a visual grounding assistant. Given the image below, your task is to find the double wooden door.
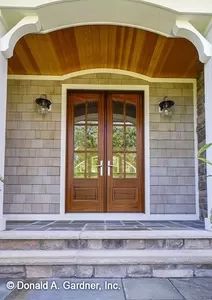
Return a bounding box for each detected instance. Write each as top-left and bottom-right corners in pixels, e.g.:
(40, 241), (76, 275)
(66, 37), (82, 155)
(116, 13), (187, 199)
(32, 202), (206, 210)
(66, 91), (144, 212)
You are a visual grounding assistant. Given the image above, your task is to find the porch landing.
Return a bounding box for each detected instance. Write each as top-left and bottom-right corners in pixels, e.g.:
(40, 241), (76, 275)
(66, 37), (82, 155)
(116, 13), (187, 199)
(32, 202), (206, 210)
(5, 220), (205, 231)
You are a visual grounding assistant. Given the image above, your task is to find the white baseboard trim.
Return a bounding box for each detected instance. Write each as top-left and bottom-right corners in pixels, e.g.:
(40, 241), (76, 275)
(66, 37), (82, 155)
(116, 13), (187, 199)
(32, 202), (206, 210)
(4, 213), (199, 221)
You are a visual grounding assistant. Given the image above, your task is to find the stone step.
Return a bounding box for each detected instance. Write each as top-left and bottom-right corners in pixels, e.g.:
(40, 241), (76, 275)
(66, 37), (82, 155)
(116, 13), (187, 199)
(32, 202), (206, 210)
(1, 230), (212, 278)
(0, 249), (212, 265)
(2, 230), (212, 239)
(0, 237), (211, 250)
(1, 249), (212, 278)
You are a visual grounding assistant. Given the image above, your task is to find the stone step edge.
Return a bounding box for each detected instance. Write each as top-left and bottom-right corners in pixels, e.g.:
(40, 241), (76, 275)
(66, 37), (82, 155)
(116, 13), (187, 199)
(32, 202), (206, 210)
(0, 249), (212, 265)
(0, 230), (211, 240)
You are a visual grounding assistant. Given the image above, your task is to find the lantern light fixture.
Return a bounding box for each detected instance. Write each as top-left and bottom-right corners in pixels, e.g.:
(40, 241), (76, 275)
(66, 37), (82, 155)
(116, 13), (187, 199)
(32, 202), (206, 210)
(35, 94), (52, 114)
(159, 97), (175, 117)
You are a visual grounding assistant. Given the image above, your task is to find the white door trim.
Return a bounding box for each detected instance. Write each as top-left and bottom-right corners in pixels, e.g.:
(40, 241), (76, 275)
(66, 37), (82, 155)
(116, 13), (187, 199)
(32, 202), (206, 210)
(60, 84), (150, 217)
(56, 82), (199, 221)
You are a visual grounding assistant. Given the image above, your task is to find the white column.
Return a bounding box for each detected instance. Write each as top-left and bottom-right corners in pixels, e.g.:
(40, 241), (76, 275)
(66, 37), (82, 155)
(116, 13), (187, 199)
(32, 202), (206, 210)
(204, 57), (212, 226)
(0, 20), (7, 230)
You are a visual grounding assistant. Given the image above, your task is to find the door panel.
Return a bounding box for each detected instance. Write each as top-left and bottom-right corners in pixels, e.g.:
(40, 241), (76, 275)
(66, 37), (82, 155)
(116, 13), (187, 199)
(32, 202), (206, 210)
(66, 92), (105, 212)
(66, 91), (144, 213)
(106, 93), (144, 212)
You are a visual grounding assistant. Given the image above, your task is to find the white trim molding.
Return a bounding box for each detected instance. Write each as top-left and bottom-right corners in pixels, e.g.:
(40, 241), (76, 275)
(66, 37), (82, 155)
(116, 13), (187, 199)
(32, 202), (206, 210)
(0, 16), (41, 58)
(173, 20), (212, 64)
(8, 68), (197, 83)
(193, 80), (200, 220)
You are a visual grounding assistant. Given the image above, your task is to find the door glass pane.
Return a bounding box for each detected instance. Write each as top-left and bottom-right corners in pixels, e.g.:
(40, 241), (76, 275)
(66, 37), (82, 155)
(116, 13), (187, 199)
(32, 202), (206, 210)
(74, 103), (86, 124)
(87, 126), (98, 151)
(113, 126), (125, 151)
(87, 101), (98, 124)
(125, 126), (136, 151)
(74, 126), (86, 151)
(126, 103), (136, 125)
(125, 153), (137, 178)
(86, 152), (98, 178)
(112, 99), (137, 179)
(73, 100), (99, 179)
(113, 153), (124, 178)
(113, 101), (124, 124)
(74, 153), (85, 178)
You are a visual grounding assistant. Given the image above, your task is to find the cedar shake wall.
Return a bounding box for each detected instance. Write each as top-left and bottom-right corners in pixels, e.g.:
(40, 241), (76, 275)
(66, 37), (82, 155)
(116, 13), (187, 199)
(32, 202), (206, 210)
(197, 71), (207, 219)
(4, 74), (196, 214)
(149, 82), (195, 214)
(4, 80), (61, 214)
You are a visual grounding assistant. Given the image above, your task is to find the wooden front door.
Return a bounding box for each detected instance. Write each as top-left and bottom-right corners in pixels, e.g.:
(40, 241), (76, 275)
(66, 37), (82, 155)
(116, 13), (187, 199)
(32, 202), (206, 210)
(66, 91), (144, 212)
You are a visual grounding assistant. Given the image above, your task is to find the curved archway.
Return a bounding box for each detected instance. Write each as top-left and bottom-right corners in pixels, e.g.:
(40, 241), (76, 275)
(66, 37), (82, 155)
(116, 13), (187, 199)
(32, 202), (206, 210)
(8, 25), (203, 78)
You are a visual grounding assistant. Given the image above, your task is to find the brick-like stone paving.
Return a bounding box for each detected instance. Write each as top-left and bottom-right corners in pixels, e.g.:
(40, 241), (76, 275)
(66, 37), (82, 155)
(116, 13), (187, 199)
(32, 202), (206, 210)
(6, 220), (205, 231)
(1, 278), (212, 300)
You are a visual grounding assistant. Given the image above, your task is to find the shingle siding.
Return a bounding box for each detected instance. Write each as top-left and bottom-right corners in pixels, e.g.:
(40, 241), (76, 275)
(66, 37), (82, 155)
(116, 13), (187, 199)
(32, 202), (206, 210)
(4, 80), (61, 214)
(149, 83), (195, 214)
(4, 74), (196, 215)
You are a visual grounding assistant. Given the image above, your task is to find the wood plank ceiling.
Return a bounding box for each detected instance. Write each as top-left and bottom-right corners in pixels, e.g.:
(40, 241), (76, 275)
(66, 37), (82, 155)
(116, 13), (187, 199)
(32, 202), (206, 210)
(8, 25), (203, 78)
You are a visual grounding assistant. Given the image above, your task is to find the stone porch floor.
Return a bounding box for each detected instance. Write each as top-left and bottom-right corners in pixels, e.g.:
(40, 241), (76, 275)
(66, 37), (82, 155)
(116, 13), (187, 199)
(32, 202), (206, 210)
(5, 220), (205, 231)
(1, 278), (212, 300)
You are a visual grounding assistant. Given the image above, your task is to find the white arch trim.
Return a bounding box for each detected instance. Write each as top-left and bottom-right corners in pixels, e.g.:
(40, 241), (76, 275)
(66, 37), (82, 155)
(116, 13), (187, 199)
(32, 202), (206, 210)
(7, 68), (197, 83)
(173, 20), (212, 64)
(0, 16), (41, 58)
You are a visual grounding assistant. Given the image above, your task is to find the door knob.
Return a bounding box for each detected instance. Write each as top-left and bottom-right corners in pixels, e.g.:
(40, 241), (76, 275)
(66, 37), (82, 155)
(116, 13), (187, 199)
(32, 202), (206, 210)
(107, 160), (114, 176)
(97, 160), (104, 176)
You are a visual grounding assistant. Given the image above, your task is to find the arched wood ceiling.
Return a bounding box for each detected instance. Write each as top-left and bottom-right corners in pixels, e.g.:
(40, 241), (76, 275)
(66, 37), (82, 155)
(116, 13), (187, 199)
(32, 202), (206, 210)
(8, 25), (203, 78)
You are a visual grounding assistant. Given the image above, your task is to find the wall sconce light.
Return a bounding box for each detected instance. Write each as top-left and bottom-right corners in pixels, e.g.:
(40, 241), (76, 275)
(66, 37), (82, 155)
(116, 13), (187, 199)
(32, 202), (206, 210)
(35, 94), (52, 114)
(159, 97), (175, 117)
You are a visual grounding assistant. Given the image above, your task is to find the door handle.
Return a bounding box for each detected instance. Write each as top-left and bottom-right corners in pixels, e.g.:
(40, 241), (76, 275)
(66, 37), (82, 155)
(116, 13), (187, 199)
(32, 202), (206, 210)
(107, 160), (114, 176)
(97, 160), (104, 176)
